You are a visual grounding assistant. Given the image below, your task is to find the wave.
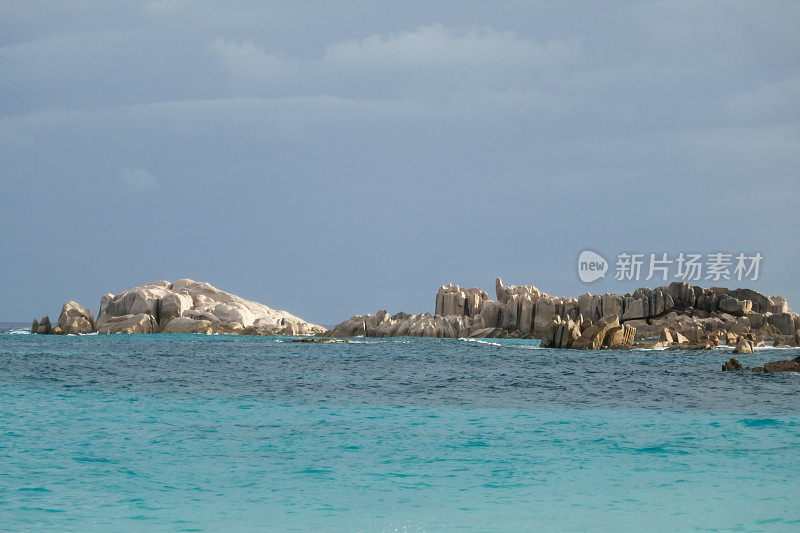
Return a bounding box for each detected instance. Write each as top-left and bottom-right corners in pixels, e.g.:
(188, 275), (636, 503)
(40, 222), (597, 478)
(754, 345), (797, 351)
(458, 338), (502, 347)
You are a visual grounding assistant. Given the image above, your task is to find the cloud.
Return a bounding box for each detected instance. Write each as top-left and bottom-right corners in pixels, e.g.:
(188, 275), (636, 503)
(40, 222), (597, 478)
(206, 39), (296, 85)
(117, 167), (159, 192)
(206, 24), (581, 97)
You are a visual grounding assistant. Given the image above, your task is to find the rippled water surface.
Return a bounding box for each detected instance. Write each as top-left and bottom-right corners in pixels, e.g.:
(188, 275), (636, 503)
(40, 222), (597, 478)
(1, 324), (799, 531)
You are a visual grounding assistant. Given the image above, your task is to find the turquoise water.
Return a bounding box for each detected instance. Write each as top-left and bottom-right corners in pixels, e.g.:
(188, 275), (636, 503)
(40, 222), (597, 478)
(1, 326), (799, 531)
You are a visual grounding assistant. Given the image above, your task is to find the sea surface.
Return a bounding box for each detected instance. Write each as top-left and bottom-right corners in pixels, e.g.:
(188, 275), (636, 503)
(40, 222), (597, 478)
(1, 322), (799, 531)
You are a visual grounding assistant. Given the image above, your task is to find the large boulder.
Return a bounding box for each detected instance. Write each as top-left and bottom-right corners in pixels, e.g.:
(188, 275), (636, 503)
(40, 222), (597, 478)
(435, 284), (463, 317)
(718, 295), (753, 317)
(518, 296), (534, 334)
(479, 300), (503, 328)
(500, 295), (519, 330)
(603, 324), (636, 347)
(732, 339), (754, 354)
(35, 316), (52, 334)
(435, 284), (487, 317)
(767, 313), (797, 336)
(541, 316), (581, 348)
(622, 297), (647, 320)
(601, 294), (623, 318)
(727, 288), (789, 314)
(659, 328), (688, 344)
(328, 315), (367, 337)
(157, 292), (193, 329)
(162, 317), (214, 334)
(57, 301), (96, 334)
(578, 293), (597, 322)
(364, 310), (391, 336)
(97, 313), (158, 334)
(668, 281), (696, 308)
(572, 315), (620, 350)
(533, 297), (557, 337)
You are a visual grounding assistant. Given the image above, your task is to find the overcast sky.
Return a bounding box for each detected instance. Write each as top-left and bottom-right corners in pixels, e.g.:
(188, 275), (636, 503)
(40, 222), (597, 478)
(1, 1), (799, 324)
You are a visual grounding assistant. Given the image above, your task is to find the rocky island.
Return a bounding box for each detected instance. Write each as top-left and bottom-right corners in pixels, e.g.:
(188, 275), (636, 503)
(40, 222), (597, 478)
(327, 277), (799, 344)
(29, 276), (800, 372)
(324, 277), (800, 372)
(31, 279), (325, 336)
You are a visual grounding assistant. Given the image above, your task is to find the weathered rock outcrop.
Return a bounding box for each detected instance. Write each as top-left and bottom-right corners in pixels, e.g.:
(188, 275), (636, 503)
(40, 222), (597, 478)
(57, 301), (96, 334)
(541, 316), (582, 348)
(326, 277), (798, 351)
(94, 279), (324, 335)
(435, 284), (488, 318)
(31, 315), (52, 334)
(325, 310), (488, 339)
(571, 315), (635, 350)
(97, 313), (158, 334)
(33, 279), (324, 336)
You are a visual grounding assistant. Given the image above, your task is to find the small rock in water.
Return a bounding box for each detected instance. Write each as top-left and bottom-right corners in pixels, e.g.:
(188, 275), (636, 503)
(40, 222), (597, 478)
(763, 355), (800, 373)
(722, 357), (743, 371)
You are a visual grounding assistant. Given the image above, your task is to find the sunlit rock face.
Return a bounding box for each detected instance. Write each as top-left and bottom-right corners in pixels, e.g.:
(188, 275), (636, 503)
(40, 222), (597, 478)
(92, 279), (325, 335)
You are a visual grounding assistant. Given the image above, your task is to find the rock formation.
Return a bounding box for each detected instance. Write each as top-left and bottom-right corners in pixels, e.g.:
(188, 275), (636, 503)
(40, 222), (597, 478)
(326, 277), (800, 351)
(28, 276), (800, 347)
(722, 357), (743, 371)
(32, 279), (324, 336)
(732, 339), (754, 354)
(56, 301), (95, 334)
(31, 315), (52, 334)
(97, 313), (158, 334)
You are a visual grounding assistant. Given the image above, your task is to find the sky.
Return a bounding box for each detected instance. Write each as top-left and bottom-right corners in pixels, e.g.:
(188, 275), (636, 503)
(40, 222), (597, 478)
(1, 1), (799, 324)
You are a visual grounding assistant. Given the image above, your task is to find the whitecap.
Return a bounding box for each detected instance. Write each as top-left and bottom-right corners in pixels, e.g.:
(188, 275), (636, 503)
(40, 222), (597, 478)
(458, 338), (502, 347)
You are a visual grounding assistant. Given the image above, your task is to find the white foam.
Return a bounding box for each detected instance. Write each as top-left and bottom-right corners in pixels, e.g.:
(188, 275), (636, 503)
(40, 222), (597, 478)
(634, 347), (668, 351)
(757, 343), (796, 348)
(458, 338), (502, 347)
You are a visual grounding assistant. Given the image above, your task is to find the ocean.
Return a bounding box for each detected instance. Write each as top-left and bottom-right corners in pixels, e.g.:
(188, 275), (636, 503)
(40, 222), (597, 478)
(1, 323), (799, 531)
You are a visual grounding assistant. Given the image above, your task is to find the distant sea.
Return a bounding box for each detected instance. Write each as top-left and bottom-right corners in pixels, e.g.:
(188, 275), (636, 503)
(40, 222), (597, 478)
(1, 322), (799, 531)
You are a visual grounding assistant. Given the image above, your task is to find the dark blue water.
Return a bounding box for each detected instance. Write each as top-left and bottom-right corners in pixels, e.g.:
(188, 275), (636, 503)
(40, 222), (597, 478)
(1, 325), (799, 531)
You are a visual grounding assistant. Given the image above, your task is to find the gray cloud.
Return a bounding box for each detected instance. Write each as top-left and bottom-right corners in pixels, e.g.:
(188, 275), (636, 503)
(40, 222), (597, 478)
(207, 24), (581, 96)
